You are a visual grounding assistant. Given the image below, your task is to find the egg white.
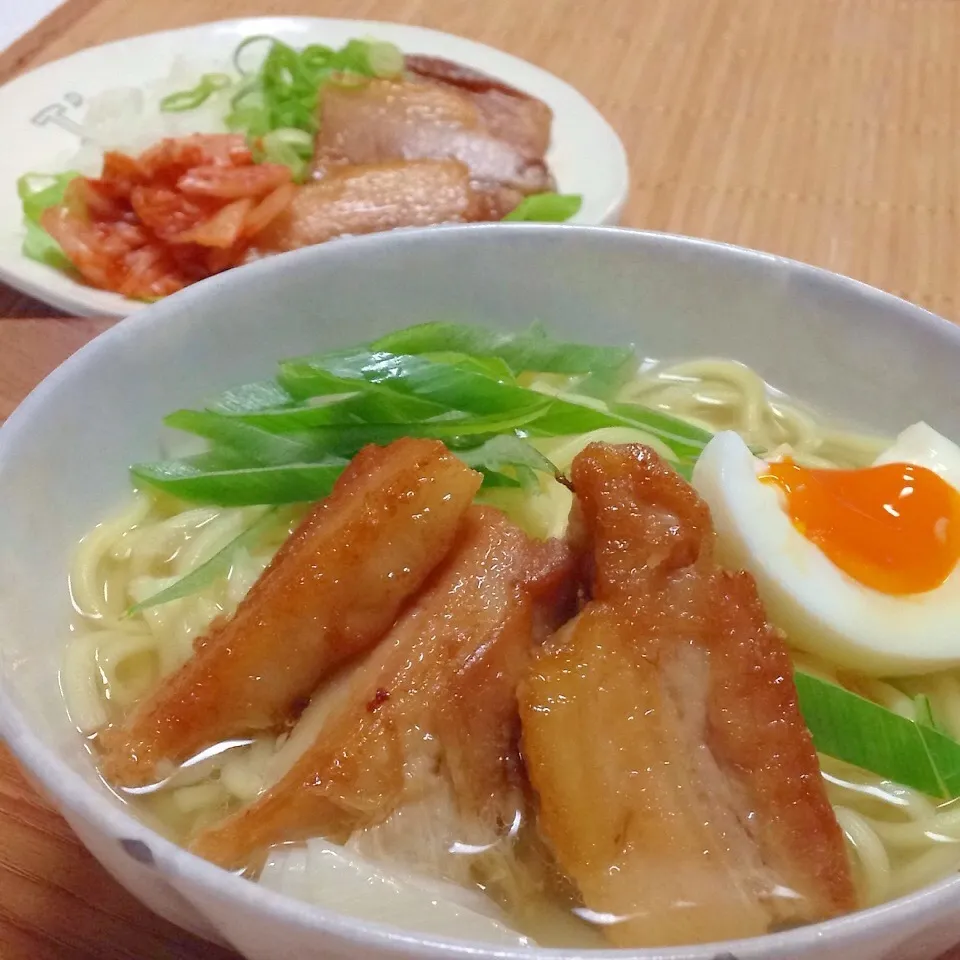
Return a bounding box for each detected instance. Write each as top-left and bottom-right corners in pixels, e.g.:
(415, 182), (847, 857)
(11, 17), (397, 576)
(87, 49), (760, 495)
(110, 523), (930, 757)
(692, 424), (960, 676)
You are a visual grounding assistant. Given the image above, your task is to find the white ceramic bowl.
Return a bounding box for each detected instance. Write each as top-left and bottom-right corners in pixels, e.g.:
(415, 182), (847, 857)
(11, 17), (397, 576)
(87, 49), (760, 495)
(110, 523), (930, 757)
(2, 224), (960, 960)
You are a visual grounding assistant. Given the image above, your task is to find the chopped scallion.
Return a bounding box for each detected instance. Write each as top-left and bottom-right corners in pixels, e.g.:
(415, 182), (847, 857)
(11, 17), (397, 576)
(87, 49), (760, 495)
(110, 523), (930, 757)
(159, 73), (231, 112)
(503, 192), (582, 223)
(371, 322), (634, 378)
(795, 671), (960, 800)
(127, 507), (279, 613)
(16, 171), (80, 269)
(134, 328), (713, 507)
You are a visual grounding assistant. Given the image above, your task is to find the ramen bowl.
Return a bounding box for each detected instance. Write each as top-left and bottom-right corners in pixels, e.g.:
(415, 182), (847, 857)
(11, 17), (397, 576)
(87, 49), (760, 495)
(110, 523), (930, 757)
(1, 224), (960, 960)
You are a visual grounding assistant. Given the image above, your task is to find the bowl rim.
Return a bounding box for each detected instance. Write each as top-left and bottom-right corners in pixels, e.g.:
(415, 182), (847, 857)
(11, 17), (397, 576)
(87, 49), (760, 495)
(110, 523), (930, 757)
(2, 221), (960, 959)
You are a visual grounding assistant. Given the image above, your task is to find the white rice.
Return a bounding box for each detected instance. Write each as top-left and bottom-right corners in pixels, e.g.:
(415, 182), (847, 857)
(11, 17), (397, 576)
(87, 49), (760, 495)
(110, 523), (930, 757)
(53, 56), (237, 175)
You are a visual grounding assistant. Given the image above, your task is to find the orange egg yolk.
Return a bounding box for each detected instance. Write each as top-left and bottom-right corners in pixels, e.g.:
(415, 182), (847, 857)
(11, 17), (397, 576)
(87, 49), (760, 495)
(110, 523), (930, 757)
(760, 459), (960, 595)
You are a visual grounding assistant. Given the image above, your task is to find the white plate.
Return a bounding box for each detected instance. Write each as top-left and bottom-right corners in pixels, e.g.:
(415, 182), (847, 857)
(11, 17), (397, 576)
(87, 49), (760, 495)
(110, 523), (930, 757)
(0, 17), (629, 318)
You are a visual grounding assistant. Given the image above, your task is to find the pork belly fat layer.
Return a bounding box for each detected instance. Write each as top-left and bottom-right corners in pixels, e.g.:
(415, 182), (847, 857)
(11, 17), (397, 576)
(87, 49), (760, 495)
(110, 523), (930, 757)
(311, 78), (553, 196)
(404, 55), (554, 158)
(520, 442), (855, 948)
(100, 438), (482, 788)
(191, 506), (574, 872)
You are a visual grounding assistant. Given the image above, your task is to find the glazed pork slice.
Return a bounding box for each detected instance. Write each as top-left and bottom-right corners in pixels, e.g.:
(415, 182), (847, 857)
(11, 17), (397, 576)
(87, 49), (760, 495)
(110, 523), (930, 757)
(99, 438), (482, 788)
(191, 506), (574, 872)
(519, 443), (855, 947)
(247, 159), (483, 255)
(310, 77), (554, 204)
(404, 55), (554, 159)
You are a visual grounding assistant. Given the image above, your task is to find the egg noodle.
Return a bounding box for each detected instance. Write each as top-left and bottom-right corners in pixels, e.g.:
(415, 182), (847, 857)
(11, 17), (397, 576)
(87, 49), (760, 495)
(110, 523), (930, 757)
(64, 357), (960, 913)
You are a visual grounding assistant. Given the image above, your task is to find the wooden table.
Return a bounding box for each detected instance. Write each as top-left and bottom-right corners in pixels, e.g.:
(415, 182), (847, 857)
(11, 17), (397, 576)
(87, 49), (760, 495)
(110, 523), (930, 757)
(2, 1), (960, 957)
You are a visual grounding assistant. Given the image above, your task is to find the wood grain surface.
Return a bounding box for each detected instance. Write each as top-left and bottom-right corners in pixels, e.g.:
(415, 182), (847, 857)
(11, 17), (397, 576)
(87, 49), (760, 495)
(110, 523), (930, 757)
(2, 1), (960, 958)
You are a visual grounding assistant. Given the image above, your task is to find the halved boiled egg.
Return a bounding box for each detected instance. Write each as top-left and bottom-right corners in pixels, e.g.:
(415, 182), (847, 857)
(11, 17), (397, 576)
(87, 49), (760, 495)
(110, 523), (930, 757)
(692, 422), (960, 675)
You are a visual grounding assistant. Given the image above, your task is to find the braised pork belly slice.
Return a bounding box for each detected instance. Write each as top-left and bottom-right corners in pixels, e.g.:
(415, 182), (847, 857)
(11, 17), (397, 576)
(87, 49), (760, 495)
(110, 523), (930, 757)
(404, 55), (554, 160)
(99, 438), (481, 788)
(520, 443), (855, 947)
(190, 506), (574, 873)
(247, 159), (483, 255)
(310, 77), (554, 204)
(401, 60), (554, 220)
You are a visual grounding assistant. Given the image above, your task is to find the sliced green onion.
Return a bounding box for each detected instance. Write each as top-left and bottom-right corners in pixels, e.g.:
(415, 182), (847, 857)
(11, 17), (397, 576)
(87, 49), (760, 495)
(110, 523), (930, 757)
(217, 391), (447, 433)
(163, 409), (324, 463)
(795, 671), (960, 800)
(460, 435), (559, 479)
(16, 171), (79, 269)
(159, 73), (231, 112)
(264, 127), (313, 153)
(914, 694), (946, 734)
(372, 322), (635, 378)
(259, 127), (314, 180)
(22, 219), (70, 270)
(278, 350), (710, 463)
(503, 192), (582, 223)
(131, 457), (349, 506)
(260, 40), (306, 93)
(272, 100), (315, 131)
(127, 508), (278, 613)
(170, 403), (548, 457)
(225, 104), (271, 137)
(279, 351), (546, 415)
(222, 35), (402, 140)
(134, 325), (713, 506)
(606, 401), (717, 455)
(420, 351), (516, 383)
(18, 171), (79, 220)
(233, 35), (280, 76)
(208, 379), (298, 415)
(334, 38), (380, 75)
(131, 440), (539, 505)
(300, 44), (336, 72)
(363, 40), (404, 78)
(474, 470), (523, 489)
